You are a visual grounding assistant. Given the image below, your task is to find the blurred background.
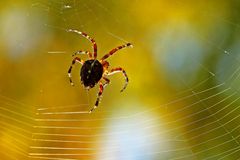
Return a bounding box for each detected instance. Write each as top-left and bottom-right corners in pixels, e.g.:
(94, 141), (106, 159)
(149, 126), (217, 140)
(1, 0), (240, 159)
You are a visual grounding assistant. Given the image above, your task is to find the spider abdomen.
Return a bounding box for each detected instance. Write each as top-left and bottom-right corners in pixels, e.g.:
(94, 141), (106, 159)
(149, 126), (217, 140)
(80, 60), (103, 88)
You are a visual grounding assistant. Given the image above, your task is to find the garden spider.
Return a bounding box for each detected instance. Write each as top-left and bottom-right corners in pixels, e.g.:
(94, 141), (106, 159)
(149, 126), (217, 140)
(67, 29), (133, 113)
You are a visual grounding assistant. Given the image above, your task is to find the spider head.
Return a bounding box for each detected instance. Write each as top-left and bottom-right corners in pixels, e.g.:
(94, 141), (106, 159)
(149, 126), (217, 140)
(101, 60), (109, 70)
(80, 60), (103, 89)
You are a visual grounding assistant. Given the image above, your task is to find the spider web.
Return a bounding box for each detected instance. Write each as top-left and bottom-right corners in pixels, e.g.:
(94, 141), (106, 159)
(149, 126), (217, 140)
(1, 0), (240, 159)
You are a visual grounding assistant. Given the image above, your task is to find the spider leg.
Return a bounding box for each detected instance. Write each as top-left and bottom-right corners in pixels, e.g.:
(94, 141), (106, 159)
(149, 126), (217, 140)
(102, 77), (110, 88)
(89, 82), (104, 113)
(101, 43), (133, 61)
(108, 67), (128, 92)
(68, 57), (84, 86)
(72, 50), (93, 59)
(67, 29), (97, 59)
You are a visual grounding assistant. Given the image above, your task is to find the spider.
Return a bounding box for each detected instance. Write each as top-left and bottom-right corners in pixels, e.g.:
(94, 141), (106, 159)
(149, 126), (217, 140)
(67, 29), (133, 113)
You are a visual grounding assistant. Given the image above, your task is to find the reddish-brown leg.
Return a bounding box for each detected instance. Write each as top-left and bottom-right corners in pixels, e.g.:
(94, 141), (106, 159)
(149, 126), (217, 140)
(101, 43), (133, 61)
(108, 67), (128, 92)
(72, 50), (92, 59)
(67, 29), (97, 59)
(89, 82), (104, 113)
(102, 77), (110, 88)
(68, 57), (84, 86)
(101, 61), (109, 69)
